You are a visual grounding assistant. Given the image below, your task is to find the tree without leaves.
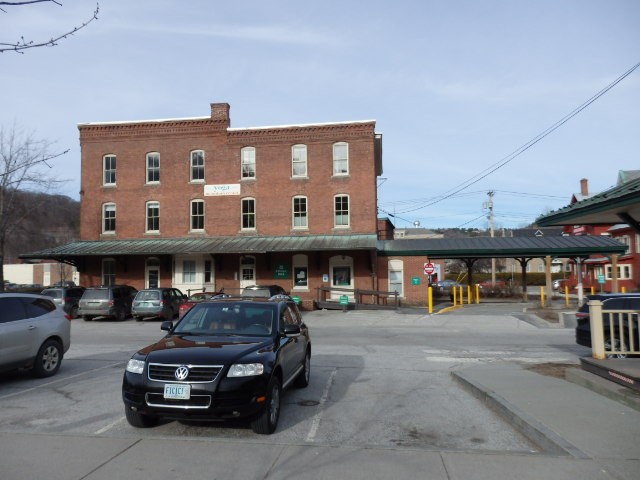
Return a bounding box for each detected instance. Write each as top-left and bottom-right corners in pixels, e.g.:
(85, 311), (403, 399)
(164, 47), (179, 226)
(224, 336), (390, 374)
(0, 123), (69, 290)
(0, 0), (99, 53)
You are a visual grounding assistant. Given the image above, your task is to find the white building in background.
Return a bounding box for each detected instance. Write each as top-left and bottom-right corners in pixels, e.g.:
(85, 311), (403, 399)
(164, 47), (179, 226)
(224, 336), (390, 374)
(4, 262), (79, 287)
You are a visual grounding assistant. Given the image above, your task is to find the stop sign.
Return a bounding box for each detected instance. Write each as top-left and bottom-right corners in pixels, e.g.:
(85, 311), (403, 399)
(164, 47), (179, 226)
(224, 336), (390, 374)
(424, 263), (435, 275)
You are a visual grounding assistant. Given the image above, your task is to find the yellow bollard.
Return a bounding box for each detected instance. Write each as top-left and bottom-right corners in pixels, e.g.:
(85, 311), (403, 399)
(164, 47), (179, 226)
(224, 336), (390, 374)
(622, 286), (627, 293)
(475, 284), (480, 304)
(467, 285), (472, 305)
(459, 286), (464, 307)
(428, 286), (433, 314)
(453, 285), (457, 305)
(564, 285), (569, 307)
(540, 286), (545, 307)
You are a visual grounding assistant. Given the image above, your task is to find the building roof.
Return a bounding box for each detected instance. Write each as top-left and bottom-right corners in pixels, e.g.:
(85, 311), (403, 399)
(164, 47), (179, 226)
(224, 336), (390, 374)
(536, 176), (640, 228)
(19, 235), (379, 261)
(377, 235), (626, 258)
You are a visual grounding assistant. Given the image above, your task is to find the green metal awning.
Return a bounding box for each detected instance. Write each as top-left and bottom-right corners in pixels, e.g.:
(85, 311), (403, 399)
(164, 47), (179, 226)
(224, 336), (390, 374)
(377, 235), (626, 258)
(19, 234), (379, 260)
(537, 176), (640, 230)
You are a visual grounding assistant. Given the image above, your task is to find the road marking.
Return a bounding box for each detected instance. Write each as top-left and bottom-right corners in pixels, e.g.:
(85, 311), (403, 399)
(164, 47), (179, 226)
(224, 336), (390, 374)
(305, 368), (337, 443)
(94, 415), (126, 435)
(0, 362), (123, 401)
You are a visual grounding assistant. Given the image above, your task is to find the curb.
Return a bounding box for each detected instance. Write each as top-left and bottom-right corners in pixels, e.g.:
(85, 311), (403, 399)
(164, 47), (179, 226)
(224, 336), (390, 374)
(565, 367), (640, 413)
(451, 370), (589, 459)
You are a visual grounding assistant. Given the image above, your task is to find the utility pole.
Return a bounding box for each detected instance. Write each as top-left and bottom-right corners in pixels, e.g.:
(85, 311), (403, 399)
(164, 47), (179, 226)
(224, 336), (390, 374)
(485, 191), (496, 285)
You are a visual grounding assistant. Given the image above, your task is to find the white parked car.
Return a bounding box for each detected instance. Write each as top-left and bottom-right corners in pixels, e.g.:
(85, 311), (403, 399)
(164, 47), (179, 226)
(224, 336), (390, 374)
(0, 293), (71, 377)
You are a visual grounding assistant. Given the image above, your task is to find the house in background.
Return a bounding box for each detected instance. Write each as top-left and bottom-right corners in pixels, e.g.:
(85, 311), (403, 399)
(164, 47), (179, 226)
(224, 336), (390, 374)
(549, 172), (640, 292)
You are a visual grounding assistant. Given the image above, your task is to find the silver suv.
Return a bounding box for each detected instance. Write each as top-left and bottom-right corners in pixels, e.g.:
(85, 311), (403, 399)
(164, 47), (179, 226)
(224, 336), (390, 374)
(0, 293), (71, 377)
(78, 285), (138, 321)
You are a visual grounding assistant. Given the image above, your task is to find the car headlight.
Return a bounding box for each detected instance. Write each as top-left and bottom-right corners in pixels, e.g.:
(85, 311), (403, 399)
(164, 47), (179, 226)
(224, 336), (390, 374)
(227, 363), (264, 377)
(126, 358), (145, 374)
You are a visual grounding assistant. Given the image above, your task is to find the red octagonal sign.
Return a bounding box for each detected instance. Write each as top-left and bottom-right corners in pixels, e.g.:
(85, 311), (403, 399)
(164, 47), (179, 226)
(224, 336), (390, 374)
(424, 263), (435, 275)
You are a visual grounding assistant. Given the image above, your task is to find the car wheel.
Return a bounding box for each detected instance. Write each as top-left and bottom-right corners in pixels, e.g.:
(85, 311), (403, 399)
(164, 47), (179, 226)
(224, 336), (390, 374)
(124, 406), (159, 428)
(604, 337), (628, 359)
(294, 350), (311, 388)
(115, 308), (125, 322)
(33, 339), (63, 378)
(83, 315), (93, 322)
(251, 376), (281, 434)
(70, 305), (78, 319)
(135, 316), (143, 322)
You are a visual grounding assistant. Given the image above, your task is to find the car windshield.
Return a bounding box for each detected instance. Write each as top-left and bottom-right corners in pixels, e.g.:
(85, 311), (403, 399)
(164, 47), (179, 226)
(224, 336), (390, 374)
(241, 287), (271, 297)
(82, 289), (110, 300)
(175, 303), (275, 337)
(42, 290), (62, 299)
(136, 290), (160, 301)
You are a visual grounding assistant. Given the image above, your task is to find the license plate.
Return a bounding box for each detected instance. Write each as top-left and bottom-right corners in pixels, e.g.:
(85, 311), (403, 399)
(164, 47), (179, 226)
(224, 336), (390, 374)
(164, 384), (191, 400)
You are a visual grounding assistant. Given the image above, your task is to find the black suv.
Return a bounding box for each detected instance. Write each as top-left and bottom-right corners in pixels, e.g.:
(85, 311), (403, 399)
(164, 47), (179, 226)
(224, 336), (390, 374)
(575, 293), (640, 358)
(122, 295), (310, 434)
(78, 285), (138, 321)
(41, 286), (86, 318)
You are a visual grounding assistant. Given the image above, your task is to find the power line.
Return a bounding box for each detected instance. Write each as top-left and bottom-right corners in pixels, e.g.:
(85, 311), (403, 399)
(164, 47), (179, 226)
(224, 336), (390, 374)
(392, 61), (640, 215)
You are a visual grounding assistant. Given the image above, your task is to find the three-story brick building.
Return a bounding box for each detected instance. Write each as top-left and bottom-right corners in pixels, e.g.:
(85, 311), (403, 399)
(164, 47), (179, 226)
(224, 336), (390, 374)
(75, 103), (384, 308)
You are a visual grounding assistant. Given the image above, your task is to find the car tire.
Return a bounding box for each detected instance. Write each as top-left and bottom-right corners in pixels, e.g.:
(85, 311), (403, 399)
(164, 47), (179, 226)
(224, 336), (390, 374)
(294, 350), (310, 388)
(124, 406), (159, 428)
(70, 305), (78, 319)
(83, 315), (93, 322)
(135, 316), (143, 322)
(604, 337), (628, 359)
(251, 376), (281, 434)
(33, 339), (63, 378)
(115, 308), (125, 322)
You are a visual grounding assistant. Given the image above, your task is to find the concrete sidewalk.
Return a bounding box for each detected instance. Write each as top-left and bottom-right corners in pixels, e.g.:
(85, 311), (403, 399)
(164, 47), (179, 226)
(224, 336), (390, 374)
(454, 363), (640, 480)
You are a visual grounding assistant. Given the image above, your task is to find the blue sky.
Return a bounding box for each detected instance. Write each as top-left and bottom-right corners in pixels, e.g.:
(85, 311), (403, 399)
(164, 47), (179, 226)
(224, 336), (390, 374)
(2, 0), (638, 230)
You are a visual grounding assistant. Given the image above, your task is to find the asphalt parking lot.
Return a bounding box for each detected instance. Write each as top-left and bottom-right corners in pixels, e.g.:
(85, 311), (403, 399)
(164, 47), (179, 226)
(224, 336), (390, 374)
(0, 304), (597, 479)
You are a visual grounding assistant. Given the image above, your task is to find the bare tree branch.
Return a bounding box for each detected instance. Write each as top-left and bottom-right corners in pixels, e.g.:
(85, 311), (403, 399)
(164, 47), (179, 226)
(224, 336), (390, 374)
(0, 1), (99, 53)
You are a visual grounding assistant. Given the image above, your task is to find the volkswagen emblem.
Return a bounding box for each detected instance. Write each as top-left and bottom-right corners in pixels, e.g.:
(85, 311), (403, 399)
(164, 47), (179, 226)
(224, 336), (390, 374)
(174, 366), (190, 381)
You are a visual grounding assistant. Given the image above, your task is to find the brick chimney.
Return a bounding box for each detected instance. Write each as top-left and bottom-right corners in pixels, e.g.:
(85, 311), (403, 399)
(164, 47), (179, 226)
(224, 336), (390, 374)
(210, 103), (230, 127)
(580, 178), (589, 196)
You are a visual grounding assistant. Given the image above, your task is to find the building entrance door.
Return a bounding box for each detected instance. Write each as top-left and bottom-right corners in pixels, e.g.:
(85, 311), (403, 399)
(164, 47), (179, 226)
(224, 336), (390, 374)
(240, 256), (256, 291)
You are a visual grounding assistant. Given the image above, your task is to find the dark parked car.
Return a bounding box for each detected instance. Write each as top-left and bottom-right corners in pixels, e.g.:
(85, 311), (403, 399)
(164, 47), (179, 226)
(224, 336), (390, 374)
(575, 293), (640, 358)
(41, 286), (86, 318)
(0, 293), (71, 377)
(122, 295), (310, 434)
(240, 284), (287, 298)
(435, 279), (461, 297)
(78, 285), (138, 321)
(132, 288), (186, 321)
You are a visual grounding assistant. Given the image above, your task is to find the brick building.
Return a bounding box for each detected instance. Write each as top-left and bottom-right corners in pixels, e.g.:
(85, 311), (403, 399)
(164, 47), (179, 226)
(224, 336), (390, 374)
(72, 103), (391, 308)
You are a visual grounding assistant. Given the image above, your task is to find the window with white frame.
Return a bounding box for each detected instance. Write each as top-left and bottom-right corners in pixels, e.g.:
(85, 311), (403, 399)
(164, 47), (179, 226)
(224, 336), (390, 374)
(190, 150), (205, 182)
(146, 152), (160, 184)
(242, 198), (256, 230)
(182, 260), (196, 283)
(606, 264), (633, 280)
(292, 144), (307, 177)
(102, 259), (116, 285)
(103, 155), (116, 186)
(292, 196), (308, 229)
(636, 234), (640, 254)
(103, 203), (116, 233)
(292, 254), (308, 289)
(190, 199), (204, 231)
(333, 142), (348, 175)
(146, 201), (160, 233)
(334, 194), (349, 227)
(241, 147), (256, 179)
(389, 260), (404, 297)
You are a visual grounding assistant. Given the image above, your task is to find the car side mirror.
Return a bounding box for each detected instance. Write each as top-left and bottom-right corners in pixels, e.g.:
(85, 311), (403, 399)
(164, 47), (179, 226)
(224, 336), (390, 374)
(283, 324), (301, 337)
(161, 321), (173, 332)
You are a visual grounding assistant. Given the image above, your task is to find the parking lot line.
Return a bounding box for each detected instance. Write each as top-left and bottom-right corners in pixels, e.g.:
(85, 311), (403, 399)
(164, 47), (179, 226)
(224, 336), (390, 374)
(94, 415), (126, 435)
(0, 362), (123, 401)
(305, 368), (337, 443)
